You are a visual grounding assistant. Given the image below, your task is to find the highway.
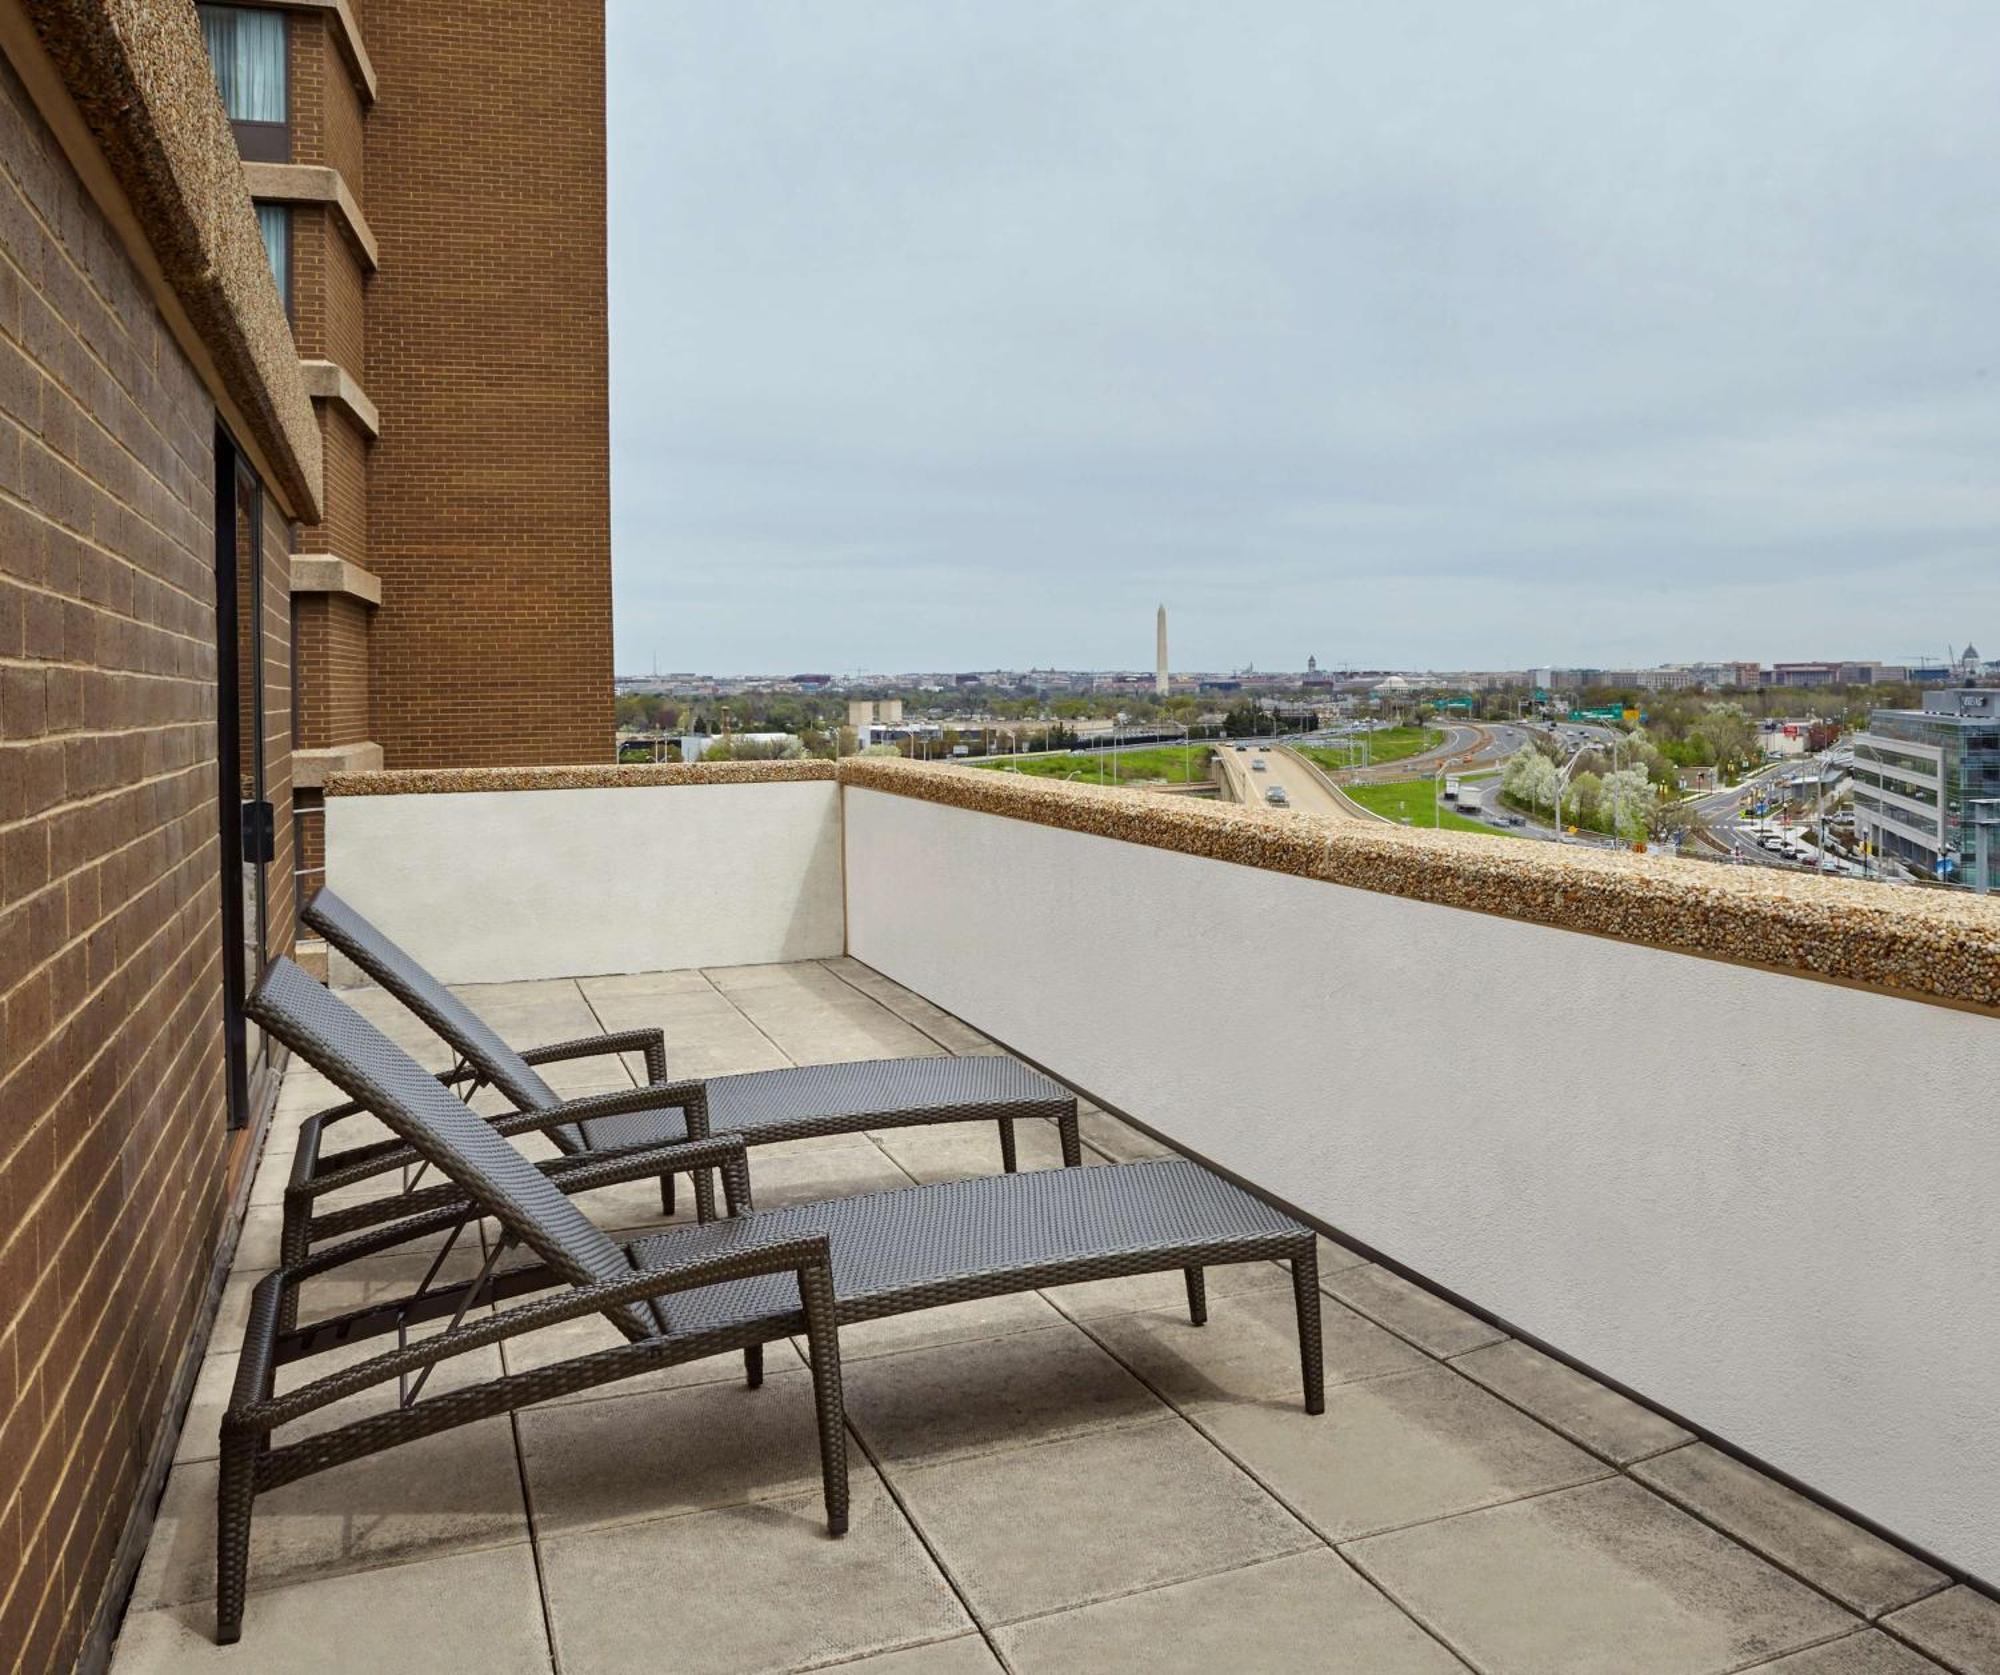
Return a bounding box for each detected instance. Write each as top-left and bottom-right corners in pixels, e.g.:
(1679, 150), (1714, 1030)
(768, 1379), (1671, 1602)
(1216, 742), (1351, 817)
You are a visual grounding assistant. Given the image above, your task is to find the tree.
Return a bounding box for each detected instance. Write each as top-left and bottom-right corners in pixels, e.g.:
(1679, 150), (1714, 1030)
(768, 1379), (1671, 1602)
(1502, 745), (1560, 820)
(1599, 765), (1655, 841)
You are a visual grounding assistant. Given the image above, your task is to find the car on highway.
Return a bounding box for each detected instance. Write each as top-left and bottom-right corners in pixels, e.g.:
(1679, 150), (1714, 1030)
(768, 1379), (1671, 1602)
(1506, 813), (1527, 827)
(1265, 787), (1289, 806)
(1251, 758), (1267, 772)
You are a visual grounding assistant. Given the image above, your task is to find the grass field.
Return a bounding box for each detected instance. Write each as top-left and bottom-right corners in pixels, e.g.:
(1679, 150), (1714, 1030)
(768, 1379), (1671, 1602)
(969, 745), (1211, 784)
(1295, 726), (1442, 774)
(1340, 777), (1506, 834)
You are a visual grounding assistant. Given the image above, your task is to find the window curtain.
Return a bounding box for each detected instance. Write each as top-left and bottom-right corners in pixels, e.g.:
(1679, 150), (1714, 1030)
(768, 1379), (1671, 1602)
(199, 7), (287, 124)
(256, 204), (289, 306)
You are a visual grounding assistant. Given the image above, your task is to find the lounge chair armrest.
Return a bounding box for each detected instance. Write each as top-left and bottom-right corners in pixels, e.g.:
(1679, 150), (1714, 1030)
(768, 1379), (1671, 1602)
(491, 1078), (710, 1141)
(234, 1232), (833, 1430)
(520, 1028), (668, 1084)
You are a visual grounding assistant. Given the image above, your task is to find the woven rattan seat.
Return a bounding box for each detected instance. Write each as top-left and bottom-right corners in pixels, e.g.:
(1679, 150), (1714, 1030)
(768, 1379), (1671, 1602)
(291, 888), (1079, 1250)
(224, 958), (1325, 1649)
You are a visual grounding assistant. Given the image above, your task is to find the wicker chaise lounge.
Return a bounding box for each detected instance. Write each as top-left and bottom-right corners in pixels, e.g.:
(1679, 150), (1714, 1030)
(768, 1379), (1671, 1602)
(225, 958), (1324, 1645)
(289, 887), (1081, 1257)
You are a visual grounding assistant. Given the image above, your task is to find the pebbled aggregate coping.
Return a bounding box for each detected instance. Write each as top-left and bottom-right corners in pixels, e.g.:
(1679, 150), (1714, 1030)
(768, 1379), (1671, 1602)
(839, 758), (2000, 1015)
(326, 755), (2000, 1013)
(326, 759), (836, 795)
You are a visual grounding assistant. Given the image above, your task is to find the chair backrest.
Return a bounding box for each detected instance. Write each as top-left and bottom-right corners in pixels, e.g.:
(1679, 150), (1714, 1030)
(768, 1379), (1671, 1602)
(248, 958), (651, 1338)
(302, 887), (561, 1114)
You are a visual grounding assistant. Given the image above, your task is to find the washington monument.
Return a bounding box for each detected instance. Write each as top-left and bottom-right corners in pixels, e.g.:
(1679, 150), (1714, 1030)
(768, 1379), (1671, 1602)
(1155, 603), (1169, 696)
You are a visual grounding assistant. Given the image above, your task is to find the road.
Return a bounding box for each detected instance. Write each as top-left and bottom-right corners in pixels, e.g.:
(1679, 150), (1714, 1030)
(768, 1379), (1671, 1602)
(1217, 743), (1352, 817)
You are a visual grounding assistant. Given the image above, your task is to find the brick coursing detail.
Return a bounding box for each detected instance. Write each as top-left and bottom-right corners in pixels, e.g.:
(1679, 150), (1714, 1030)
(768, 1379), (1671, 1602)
(0, 53), (288, 1672)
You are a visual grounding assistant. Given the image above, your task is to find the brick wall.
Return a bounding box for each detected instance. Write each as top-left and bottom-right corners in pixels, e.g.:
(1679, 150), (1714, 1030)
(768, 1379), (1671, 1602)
(293, 591), (369, 749)
(363, 0), (613, 767)
(0, 52), (268, 1671)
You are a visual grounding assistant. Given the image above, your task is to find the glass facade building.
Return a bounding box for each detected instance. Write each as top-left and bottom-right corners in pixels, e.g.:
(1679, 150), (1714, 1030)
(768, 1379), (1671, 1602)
(1853, 689), (2000, 890)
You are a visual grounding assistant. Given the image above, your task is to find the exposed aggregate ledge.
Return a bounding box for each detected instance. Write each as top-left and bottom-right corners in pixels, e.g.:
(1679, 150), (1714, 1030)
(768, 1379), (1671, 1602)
(325, 760), (835, 796)
(837, 758), (2000, 1014)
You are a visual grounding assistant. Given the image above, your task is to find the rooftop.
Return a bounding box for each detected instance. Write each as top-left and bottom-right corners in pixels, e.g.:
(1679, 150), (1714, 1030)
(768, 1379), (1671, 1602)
(108, 956), (1996, 1674)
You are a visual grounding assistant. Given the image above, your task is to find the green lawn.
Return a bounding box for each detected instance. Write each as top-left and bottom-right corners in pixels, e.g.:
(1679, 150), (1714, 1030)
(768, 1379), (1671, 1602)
(969, 745), (1211, 784)
(1295, 726), (1442, 774)
(1341, 777), (1505, 834)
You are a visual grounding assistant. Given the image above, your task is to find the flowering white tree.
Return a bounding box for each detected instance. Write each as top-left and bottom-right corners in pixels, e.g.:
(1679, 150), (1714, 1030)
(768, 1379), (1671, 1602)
(1599, 764), (1656, 840)
(1502, 746), (1560, 818)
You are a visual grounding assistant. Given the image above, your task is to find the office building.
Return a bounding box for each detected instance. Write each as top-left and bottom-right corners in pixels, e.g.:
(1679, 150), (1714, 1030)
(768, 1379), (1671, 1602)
(1852, 688), (2000, 891)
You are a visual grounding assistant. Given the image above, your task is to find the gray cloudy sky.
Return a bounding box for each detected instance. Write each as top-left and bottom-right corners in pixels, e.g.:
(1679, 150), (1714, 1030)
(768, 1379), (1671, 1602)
(606, 1), (1999, 675)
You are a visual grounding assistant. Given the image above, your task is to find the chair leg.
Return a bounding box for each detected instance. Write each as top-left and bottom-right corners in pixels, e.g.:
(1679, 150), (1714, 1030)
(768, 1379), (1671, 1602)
(1184, 1267), (1208, 1326)
(1056, 1104), (1083, 1168)
(659, 1171), (676, 1218)
(745, 1344), (763, 1388)
(690, 1167), (717, 1224)
(798, 1271), (850, 1538)
(998, 1117), (1018, 1173)
(1292, 1245), (1324, 1415)
(215, 1434), (256, 1645)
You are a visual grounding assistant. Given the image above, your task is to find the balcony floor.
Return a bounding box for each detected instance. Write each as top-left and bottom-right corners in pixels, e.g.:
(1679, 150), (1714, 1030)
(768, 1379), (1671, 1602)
(109, 959), (1986, 1674)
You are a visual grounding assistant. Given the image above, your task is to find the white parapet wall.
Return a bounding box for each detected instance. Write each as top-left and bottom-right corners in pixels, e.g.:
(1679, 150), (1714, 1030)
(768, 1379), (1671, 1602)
(843, 782), (2000, 1582)
(323, 777), (845, 983)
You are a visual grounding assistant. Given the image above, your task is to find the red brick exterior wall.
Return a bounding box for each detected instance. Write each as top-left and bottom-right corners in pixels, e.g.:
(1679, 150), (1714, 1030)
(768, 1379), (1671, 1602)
(362, 0), (613, 766)
(0, 53), (290, 1669)
(293, 592), (370, 749)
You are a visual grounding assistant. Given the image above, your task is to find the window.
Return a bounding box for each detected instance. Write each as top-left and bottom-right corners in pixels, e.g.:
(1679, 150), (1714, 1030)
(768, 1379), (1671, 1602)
(199, 5), (289, 161)
(256, 203), (290, 313)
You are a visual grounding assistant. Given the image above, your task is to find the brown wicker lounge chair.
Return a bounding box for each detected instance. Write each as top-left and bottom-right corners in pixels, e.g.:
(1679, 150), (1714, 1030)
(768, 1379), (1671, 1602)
(290, 886), (1081, 1255)
(227, 958), (1324, 1646)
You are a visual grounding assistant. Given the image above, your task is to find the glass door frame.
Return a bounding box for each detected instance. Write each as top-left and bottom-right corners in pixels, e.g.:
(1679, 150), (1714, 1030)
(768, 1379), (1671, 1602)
(214, 423), (273, 1130)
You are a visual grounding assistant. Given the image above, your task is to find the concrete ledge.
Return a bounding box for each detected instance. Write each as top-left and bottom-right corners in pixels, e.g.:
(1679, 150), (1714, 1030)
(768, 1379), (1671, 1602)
(261, 0), (376, 103)
(295, 741), (384, 789)
(327, 760), (834, 796)
(837, 757), (2000, 1015)
(241, 161), (378, 269)
(298, 358), (380, 439)
(290, 552), (380, 605)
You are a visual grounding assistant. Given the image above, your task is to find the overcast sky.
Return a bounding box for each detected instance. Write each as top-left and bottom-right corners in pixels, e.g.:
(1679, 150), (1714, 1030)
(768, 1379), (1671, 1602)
(606, 1), (1999, 676)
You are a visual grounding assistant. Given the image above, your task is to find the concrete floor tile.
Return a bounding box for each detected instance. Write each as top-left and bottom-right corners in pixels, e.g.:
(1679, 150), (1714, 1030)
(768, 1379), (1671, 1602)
(1323, 1264), (1507, 1357)
(519, 1367), (835, 1535)
(1880, 1587), (2000, 1675)
(176, 1332), (503, 1465)
(892, 1417), (1316, 1625)
(1086, 1287), (1427, 1407)
(1632, 1445), (1949, 1620)
(845, 1323), (1161, 1466)
(733, 993), (946, 1066)
(995, 1549), (1464, 1674)
(444, 978), (599, 1045)
(1313, 1232), (1373, 1275)
(705, 961), (859, 995)
(1750, 1630), (1957, 1673)
(832, 1635), (1004, 1672)
(578, 968), (717, 1006)
(1191, 1364), (1605, 1542)
(806, 1290), (1065, 1363)
(132, 1421), (530, 1610)
(501, 1307), (807, 1407)
(1076, 1107), (1175, 1161)
(109, 1544), (552, 1674)
(1452, 1338), (1694, 1466)
(1042, 1255), (1291, 1323)
(820, 961), (1001, 1055)
(1347, 1478), (1859, 1675)
(539, 1475), (969, 1675)
(870, 1120), (1073, 1185)
(743, 1138), (916, 1208)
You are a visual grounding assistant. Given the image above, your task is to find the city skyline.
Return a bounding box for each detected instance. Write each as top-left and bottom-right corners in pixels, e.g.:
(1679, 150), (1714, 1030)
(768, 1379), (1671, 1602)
(607, 1), (2000, 674)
